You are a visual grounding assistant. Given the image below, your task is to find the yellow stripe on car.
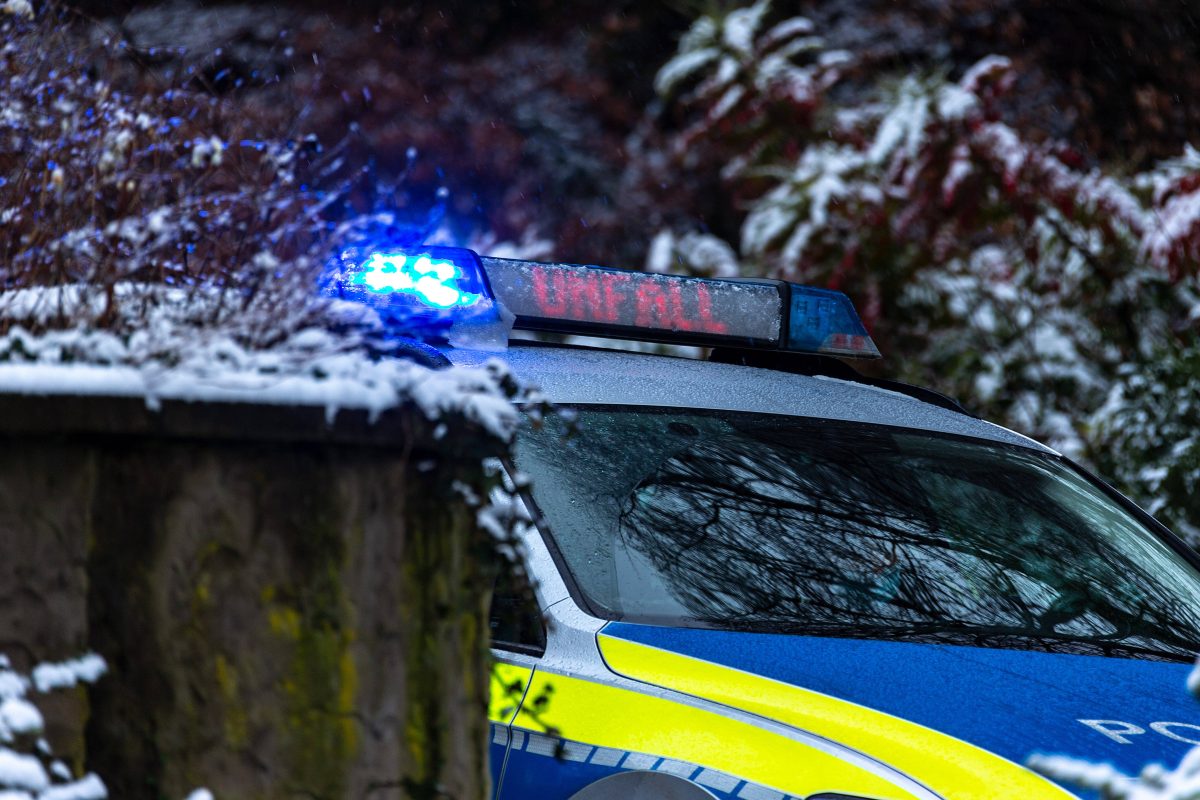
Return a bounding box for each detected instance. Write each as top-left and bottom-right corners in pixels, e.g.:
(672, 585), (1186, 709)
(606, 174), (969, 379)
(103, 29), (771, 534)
(512, 668), (920, 799)
(598, 634), (1075, 800)
(491, 661), (534, 724)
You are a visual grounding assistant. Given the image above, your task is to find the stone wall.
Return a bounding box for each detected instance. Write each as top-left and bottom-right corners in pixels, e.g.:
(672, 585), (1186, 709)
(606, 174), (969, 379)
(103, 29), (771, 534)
(0, 393), (499, 800)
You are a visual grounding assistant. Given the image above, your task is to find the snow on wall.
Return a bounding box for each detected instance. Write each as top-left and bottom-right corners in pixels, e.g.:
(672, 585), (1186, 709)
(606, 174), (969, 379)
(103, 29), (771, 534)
(0, 285), (528, 442)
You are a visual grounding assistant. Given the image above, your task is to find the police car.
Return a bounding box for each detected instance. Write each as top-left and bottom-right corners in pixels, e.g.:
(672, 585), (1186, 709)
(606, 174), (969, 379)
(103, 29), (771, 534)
(337, 246), (1200, 800)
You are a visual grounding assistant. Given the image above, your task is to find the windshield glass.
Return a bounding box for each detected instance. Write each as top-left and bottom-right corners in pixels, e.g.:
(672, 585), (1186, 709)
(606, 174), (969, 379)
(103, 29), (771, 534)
(515, 407), (1200, 661)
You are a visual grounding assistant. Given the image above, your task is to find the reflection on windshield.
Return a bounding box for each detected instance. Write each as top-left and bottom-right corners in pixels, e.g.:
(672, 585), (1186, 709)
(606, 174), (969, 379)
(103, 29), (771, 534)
(516, 408), (1200, 661)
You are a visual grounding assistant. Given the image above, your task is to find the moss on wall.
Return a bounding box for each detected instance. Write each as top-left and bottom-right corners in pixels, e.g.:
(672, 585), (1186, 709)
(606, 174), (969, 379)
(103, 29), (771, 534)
(0, 396), (499, 800)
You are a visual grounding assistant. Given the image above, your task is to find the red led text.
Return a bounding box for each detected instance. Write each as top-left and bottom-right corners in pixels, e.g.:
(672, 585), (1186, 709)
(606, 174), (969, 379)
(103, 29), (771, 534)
(531, 267), (728, 334)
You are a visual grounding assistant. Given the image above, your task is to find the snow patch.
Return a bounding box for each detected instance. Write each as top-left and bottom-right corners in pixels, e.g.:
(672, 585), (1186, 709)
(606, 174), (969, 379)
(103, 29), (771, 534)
(0, 700), (42, 741)
(189, 136), (225, 168)
(0, 673), (28, 704)
(655, 47), (720, 96)
(38, 776), (106, 800)
(0, 285), (530, 442)
(0, 0), (33, 20)
(29, 657), (106, 695)
(722, 0), (769, 55)
(0, 750), (48, 794)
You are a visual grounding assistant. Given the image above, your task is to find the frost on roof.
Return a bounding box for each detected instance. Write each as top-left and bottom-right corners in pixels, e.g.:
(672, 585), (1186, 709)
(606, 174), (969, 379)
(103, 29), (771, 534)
(451, 344), (1051, 452)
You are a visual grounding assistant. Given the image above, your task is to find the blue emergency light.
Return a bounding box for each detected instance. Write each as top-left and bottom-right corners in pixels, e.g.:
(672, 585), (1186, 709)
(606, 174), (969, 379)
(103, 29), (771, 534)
(336, 245), (879, 359)
(336, 246), (491, 309)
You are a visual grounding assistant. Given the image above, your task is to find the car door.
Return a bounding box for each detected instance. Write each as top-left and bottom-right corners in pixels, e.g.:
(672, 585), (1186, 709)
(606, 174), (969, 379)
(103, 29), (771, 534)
(488, 569), (546, 798)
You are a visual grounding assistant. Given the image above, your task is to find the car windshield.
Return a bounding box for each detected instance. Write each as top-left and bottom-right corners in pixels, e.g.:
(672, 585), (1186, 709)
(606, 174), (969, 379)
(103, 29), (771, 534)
(514, 406), (1200, 661)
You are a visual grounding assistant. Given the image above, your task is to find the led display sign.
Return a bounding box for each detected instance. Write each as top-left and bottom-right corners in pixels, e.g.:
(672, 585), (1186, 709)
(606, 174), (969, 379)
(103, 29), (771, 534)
(482, 259), (784, 348)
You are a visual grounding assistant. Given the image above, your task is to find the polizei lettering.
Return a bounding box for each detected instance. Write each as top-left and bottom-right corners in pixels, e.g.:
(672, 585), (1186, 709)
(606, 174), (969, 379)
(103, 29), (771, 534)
(1079, 719), (1200, 745)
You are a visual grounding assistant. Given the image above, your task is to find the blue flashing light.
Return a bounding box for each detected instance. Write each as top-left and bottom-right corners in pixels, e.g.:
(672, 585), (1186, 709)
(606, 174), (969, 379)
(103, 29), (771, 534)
(327, 244), (504, 347)
(334, 245), (493, 313)
(352, 251), (485, 309)
(785, 285), (881, 359)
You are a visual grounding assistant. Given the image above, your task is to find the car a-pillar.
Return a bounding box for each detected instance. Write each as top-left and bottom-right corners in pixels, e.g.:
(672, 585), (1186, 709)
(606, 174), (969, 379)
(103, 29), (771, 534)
(0, 390), (503, 800)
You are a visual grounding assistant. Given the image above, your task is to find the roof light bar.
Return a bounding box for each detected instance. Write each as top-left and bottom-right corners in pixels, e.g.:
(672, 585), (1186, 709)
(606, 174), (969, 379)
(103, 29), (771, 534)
(480, 255), (880, 359)
(327, 244), (878, 358)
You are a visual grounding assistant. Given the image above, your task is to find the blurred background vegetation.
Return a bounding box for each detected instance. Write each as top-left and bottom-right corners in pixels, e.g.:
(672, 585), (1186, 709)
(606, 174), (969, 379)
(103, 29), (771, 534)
(3, 0), (1198, 536)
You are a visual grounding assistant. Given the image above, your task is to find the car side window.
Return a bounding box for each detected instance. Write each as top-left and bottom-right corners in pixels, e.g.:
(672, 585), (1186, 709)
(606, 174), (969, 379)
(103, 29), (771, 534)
(489, 568), (546, 657)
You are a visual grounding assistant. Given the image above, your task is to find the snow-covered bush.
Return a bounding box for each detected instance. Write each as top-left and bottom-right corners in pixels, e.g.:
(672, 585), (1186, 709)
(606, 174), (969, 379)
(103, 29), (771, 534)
(0, 3), (548, 435)
(0, 5), (328, 344)
(0, 653), (108, 800)
(655, 0), (1200, 531)
(1092, 342), (1200, 543)
(653, 0), (845, 176)
(0, 3), (474, 356)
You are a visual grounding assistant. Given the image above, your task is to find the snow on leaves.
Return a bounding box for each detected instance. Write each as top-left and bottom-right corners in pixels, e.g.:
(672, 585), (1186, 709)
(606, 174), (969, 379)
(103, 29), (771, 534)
(656, 0), (842, 166)
(1092, 343), (1200, 544)
(0, 8), (321, 315)
(1139, 146), (1200, 277)
(657, 0), (1200, 533)
(0, 1), (32, 20)
(645, 229), (740, 279)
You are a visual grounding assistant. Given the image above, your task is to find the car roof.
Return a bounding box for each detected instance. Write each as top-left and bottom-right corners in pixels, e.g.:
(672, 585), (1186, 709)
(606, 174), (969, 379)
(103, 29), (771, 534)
(449, 342), (1053, 453)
